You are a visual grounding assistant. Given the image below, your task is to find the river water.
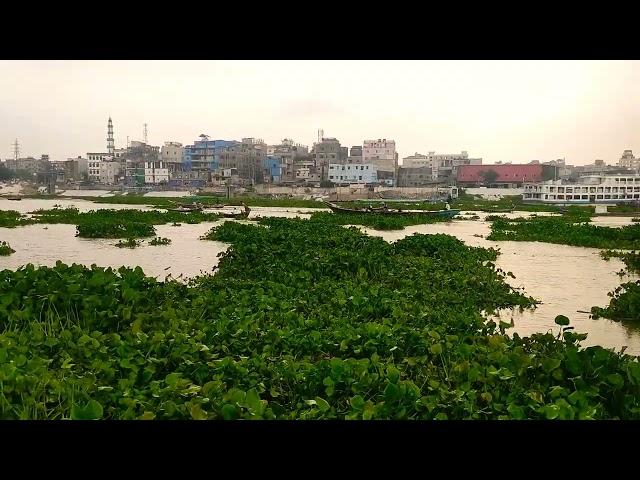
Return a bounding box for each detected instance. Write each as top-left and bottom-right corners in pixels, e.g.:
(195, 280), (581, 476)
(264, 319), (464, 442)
(1, 199), (638, 355)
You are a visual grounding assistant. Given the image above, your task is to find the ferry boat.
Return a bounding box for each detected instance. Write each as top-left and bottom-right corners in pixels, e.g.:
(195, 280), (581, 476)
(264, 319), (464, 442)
(522, 174), (640, 204)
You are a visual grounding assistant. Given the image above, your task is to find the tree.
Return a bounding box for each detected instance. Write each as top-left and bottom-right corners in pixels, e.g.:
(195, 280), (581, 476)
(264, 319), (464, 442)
(479, 169), (499, 186)
(0, 165), (14, 181)
(320, 180), (334, 188)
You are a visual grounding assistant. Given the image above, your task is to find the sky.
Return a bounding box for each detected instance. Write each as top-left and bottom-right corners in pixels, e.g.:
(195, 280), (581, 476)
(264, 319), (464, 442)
(1, 60), (638, 166)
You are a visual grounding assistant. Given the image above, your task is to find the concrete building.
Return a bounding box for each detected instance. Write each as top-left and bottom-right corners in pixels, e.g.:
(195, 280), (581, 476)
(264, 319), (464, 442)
(313, 138), (347, 180)
(183, 138), (223, 172)
(397, 167), (437, 187)
(457, 164), (544, 187)
(262, 156), (282, 183)
(53, 157), (88, 182)
(363, 139), (397, 173)
(99, 161), (121, 185)
(618, 150), (639, 171)
(270, 139), (309, 183)
(403, 151), (482, 181)
(345, 145), (364, 164)
(88, 159), (102, 181)
(5, 156), (50, 174)
(328, 163), (377, 185)
(144, 160), (169, 185)
(122, 141), (161, 186)
(161, 142), (184, 173)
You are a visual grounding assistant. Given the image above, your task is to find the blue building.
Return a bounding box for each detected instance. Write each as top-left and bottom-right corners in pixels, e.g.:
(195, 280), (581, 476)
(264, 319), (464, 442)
(183, 139), (239, 172)
(262, 156), (282, 183)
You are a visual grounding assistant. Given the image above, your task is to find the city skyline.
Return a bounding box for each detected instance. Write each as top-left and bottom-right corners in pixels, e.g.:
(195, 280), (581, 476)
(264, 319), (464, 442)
(1, 60), (639, 164)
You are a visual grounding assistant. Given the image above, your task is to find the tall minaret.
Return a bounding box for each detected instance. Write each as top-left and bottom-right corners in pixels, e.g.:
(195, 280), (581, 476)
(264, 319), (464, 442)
(107, 117), (115, 155)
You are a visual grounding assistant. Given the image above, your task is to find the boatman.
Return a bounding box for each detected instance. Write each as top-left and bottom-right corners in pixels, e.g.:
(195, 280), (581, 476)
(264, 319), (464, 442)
(445, 202), (451, 210)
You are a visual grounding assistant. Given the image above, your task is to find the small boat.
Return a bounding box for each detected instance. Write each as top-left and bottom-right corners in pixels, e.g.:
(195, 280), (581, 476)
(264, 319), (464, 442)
(325, 202), (459, 218)
(6, 195), (21, 201)
(220, 204), (251, 219)
(169, 203), (204, 213)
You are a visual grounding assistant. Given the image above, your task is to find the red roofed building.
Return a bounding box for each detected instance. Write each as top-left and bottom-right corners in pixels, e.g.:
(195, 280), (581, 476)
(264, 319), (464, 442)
(457, 164), (544, 186)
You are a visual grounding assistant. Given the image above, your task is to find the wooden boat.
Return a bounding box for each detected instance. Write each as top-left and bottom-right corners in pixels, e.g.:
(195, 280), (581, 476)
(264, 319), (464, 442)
(169, 203), (204, 213)
(325, 202), (459, 218)
(6, 195), (21, 201)
(220, 204), (251, 219)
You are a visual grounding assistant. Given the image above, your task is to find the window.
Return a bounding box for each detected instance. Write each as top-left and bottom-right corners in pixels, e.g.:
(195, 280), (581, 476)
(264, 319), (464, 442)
(359, 176), (362, 180)
(589, 187), (596, 193)
(582, 195), (588, 200)
(604, 195), (611, 199)
(558, 195), (564, 199)
(566, 195), (572, 200)
(597, 195), (603, 199)
(566, 187), (573, 193)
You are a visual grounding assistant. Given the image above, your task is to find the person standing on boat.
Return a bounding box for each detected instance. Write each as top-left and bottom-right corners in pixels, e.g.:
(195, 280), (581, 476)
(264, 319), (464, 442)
(445, 202), (451, 210)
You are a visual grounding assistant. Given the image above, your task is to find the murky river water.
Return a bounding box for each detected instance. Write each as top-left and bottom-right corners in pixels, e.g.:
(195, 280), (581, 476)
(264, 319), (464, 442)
(1, 199), (639, 355)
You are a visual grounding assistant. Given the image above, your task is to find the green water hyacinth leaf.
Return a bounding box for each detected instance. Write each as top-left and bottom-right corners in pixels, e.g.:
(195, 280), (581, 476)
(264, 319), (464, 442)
(1, 216), (638, 420)
(430, 344), (443, 355)
(315, 397), (330, 412)
(71, 400), (104, 420)
(554, 315), (570, 326)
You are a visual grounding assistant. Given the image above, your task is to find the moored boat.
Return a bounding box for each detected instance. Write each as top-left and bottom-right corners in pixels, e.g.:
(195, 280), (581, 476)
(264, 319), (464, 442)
(325, 202), (459, 218)
(169, 202), (204, 213)
(6, 195), (21, 201)
(220, 204), (251, 219)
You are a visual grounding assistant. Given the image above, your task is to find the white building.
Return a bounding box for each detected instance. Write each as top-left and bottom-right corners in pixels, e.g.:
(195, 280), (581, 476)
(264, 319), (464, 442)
(523, 174), (640, 204)
(88, 159), (102, 181)
(363, 139), (397, 173)
(402, 151), (482, 180)
(328, 163), (378, 184)
(144, 161), (169, 184)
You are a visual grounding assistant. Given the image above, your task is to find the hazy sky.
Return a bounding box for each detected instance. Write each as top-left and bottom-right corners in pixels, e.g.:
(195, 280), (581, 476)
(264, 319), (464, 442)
(1, 60), (638, 165)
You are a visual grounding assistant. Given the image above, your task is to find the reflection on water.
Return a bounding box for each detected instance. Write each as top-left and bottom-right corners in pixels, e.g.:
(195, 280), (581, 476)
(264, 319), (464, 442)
(1, 202), (639, 355)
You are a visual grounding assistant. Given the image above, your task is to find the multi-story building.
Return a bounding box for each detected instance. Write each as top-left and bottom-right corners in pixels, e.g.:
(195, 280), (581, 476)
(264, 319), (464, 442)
(270, 139), (308, 183)
(160, 142), (184, 173)
(363, 139), (397, 173)
(51, 157), (88, 182)
(88, 159), (102, 181)
(122, 141), (161, 186)
(4, 155), (50, 174)
(397, 167), (436, 187)
(618, 150), (639, 171)
(328, 163), (377, 185)
(345, 145), (363, 164)
(183, 138), (224, 173)
(214, 138), (268, 184)
(262, 156), (282, 183)
(99, 161), (121, 185)
(312, 137), (347, 181)
(403, 151), (482, 181)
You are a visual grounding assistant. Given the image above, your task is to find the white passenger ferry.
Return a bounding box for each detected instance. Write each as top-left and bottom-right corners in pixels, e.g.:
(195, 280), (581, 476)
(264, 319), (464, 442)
(523, 174), (640, 204)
